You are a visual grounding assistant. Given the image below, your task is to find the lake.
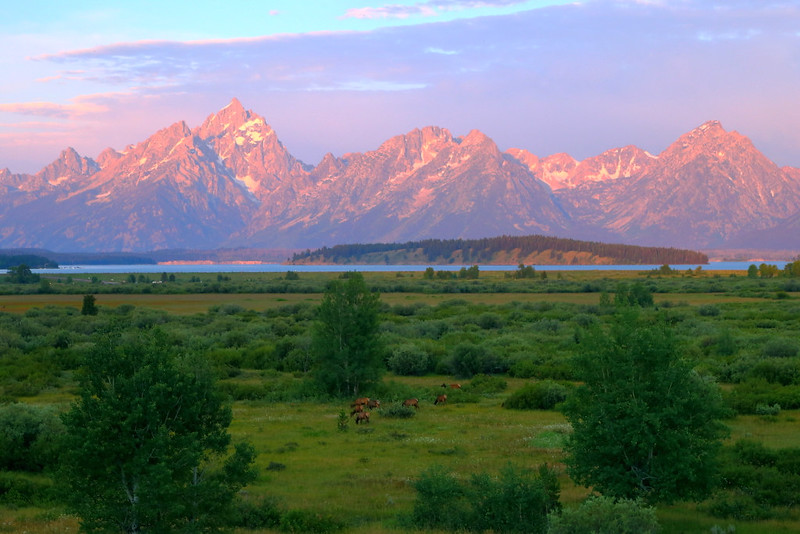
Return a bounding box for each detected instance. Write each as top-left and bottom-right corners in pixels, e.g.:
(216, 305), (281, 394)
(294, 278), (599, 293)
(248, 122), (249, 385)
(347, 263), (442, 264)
(32, 261), (789, 275)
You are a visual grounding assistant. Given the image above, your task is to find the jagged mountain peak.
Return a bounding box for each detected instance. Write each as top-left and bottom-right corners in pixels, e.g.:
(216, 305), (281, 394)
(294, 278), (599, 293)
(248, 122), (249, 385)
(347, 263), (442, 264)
(36, 147), (98, 186)
(1, 100), (799, 252)
(196, 98), (269, 141)
(96, 147), (123, 168)
(461, 129), (494, 146)
(660, 120), (759, 163)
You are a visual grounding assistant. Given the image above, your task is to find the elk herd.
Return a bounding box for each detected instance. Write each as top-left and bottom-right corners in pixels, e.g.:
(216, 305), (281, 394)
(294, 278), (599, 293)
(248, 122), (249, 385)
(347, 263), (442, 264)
(347, 382), (462, 424)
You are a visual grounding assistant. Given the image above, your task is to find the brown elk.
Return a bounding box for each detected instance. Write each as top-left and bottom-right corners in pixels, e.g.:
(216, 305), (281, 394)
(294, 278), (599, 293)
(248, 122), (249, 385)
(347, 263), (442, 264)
(434, 394), (447, 405)
(441, 383), (461, 389)
(350, 404), (365, 416)
(351, 397), (370, 407)
(402, 398), (419, 409)
(355, 411), (370, 424)
(367, 399), (381, 410)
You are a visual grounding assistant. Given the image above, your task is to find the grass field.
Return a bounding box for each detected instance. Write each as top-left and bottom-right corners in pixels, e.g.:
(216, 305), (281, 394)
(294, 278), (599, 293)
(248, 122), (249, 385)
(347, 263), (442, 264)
(0, 290), (773, 315)
(2, 268), (799, 533)
(5, 376), (800, 533)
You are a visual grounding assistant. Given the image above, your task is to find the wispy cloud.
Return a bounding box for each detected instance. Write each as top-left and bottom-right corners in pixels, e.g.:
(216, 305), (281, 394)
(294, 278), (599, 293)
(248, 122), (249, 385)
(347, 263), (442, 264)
(342, 0), (532, 19)
(0, 99), (107, 119)
(3, 0), (800, 173)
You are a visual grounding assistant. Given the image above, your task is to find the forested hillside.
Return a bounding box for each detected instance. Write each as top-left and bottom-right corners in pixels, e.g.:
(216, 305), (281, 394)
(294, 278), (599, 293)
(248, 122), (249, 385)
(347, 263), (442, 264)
(290, 234), (709, 265)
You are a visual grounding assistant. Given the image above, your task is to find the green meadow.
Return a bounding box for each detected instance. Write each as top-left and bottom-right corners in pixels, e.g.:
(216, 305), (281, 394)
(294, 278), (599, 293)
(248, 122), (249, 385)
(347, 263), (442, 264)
(2, 265), (800, 532)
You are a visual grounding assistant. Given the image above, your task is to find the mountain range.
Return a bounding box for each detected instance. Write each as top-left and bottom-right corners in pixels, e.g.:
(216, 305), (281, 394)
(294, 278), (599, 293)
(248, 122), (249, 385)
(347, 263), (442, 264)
(1, 98), (798, 253)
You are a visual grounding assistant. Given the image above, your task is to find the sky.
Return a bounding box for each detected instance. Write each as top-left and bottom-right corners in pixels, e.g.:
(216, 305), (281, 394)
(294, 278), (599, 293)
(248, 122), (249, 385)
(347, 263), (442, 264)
(1, 0), (799, 173)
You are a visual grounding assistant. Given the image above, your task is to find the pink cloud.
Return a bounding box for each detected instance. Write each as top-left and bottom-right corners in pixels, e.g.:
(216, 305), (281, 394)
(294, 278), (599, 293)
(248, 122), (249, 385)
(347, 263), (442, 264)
(0, 99), (107, 119)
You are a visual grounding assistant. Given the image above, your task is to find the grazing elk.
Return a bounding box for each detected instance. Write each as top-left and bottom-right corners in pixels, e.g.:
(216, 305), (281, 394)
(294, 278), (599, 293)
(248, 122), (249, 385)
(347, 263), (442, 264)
(441, 383), (461, 389)
(351, 397), (370, 407)
(434, 394), (447, 405)
(355, 411), (370, 424)
(402, 398), (420, 409)
(367, 399), (381, 410)
(350, 404), (365, 416)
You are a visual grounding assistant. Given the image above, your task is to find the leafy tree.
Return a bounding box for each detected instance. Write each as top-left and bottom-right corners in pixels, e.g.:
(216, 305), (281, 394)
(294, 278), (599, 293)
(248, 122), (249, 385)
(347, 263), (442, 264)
(59, 329), (256, 533)
(759, 263), (779, 278)
(515, 263), (537, 279)
(6, 263), (39, 284)
(563, 311), (727, 504)
(458, 265), (480, 279)
(312, 272), (382, 397)
(784, 258), (800, 277)
(81, 294), (98, 316)
(614, 282), (653, 307)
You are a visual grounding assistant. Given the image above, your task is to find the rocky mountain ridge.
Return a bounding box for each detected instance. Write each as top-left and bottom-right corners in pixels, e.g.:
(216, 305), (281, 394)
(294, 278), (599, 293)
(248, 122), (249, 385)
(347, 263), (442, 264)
(1, 98), (798, 252)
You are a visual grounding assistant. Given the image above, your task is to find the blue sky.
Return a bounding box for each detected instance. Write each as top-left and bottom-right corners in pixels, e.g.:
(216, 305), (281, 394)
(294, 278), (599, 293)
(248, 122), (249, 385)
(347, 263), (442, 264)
(1, 0), (799, 173)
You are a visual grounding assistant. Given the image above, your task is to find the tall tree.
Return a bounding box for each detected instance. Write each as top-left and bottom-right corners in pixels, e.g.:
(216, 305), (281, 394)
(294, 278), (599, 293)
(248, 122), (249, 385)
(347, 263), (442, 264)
(563, 310), (727, 504)
(60, 329), (256, 533)
(6, 263), (39, 284)
(312, 272), (382, 397)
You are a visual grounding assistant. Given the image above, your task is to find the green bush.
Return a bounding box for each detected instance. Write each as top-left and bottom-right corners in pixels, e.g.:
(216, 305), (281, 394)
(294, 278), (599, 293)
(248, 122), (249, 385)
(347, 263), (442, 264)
(381, 402), (416, 419)
(448, 343), (507, 378)
(710, 439), (800, 518)
(467, 373), (508, 394)
(231, 495), (282, 529)
(0, 403), (65, 472)
(748, 358), (800, 385)
(698, 304), (721, 316)
(0, 472), (55, 506)
(547, 496), (661, 534)
(707, 494), (772, 521)
(469, 464), (557, 533)
(725, 378), (800, 413)
(503, 380), (570, 410)
(387, 344), (431, 376)
(509, 358), (538, 378)
(755, 403), (781, 416)
(763, 338), (799, 358)
(409, 463), (558, 533)
(410, 465), (470, 531)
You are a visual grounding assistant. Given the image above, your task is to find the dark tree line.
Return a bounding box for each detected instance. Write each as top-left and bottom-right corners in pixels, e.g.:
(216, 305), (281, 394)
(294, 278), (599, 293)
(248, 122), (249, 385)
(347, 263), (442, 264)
(291, 235), (708, 265)
(0, 255), (58, 269)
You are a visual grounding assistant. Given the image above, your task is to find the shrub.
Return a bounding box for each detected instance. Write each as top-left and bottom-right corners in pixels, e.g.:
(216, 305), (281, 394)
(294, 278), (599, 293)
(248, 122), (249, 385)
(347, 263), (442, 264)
(710, 439), (800, 518)
(547, 496), (661, 534)
(503, 380), (570, 410)
(381, 402), (416, 419)
(725, 379), (800, 413)
(231, 495), (282, 529)
(706, 494), (772, 521)
(763, 338), (799, 358)
(0, 472), (55, 506)
(469, 464), (557, 533)
(698, 304), (721, 316)
(476, 312), (504, 329)
(387, 344), (431, 376)
(410, 465), (470, 531)
(279, 509), (345, 533)
(748, 358), (800, 385)
(755, 403), (781, 416)
(0, 403), (65, 472)
(467, 373), (508, 394)
(409, 463), (558, 533)
(509, 358), (538, 378)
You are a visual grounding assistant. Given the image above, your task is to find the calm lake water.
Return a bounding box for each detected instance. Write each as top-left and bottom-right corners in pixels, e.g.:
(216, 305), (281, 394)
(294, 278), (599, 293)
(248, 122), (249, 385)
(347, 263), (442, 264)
(32, 261), (789, 275)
